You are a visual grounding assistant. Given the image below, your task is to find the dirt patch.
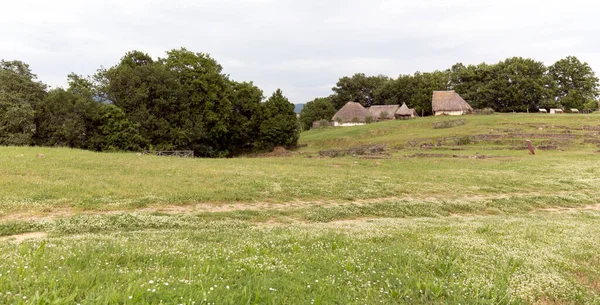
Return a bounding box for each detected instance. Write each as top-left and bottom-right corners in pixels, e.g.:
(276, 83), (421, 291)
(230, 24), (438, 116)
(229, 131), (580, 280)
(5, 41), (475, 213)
(405, 153), (504, 159)
(253, 146), (294, 158)
(0, 232), (47, 243)
(319, 144), (387, 158)
(584, 139), (600, 145)
(536, 203), (600, 213)
(420, 146), (464, 151)
(575, 272), (600, 293)
(324, 217), (381, 227)
(509, 133), (576, 139)
(1, 192), (593, 222)
(537, 145), (559, 150)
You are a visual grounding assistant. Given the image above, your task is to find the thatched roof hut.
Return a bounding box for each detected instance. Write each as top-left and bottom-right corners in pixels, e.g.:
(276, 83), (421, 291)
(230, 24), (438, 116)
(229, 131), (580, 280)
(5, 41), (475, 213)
(332, 102), (371, 123)
(395, 102), (417, 119)
(432, 91), (473, 116)
(368, 105), (399, 121)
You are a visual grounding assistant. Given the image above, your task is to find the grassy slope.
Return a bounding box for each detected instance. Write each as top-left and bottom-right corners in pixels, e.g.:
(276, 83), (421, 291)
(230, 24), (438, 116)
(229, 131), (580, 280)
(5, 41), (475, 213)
(1, 114), (600, 215)
(1, 113), (600, 304)
(300, 113), (600, 151)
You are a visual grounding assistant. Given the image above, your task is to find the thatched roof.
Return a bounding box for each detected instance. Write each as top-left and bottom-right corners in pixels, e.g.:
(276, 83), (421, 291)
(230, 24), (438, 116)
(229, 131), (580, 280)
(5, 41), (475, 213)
(432, 91), (473, 112)
(332, 102), (371, 122)
(368, 105), (399, 120)
(395, 102), (416, 116)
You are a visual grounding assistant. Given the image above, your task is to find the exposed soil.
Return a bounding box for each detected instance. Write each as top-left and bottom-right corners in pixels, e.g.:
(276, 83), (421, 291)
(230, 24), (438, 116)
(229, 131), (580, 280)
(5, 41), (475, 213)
(253, 146), (294, 157)
(319, 144), (387, 158)
(324, 217), (381, 226)
(1, 193), (598, 222)
(0, 232), (47, 243)
(405, 153), (504, 159)
(536, 203), (600, 213)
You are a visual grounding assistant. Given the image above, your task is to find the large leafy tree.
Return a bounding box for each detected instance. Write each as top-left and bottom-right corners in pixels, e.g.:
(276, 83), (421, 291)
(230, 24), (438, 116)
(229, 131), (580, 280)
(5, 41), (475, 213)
(299, 97), (335, 130)
(98, 50), (184, 151)
(0, 60), (46, 107)
(330, 73), (390, 109)
(228, 81), (264, 150)
(34, 87), (101, 148)
(97, 49), (273, 156)
(0, 104), (36, 145)
(97, 104), (147, 151)
(160, 48), (234, 156)
(260, 89), (299, 148)
(373, 74), (416, 106)
(449, 62), (498, 110)
(410, 71), (451, 115)
(448, 58), (551, 112)
(34, 73), (102, 149)
(0, 60), (46, 145)
(490, 57), (550, 112)
(549, 56), (599, 110)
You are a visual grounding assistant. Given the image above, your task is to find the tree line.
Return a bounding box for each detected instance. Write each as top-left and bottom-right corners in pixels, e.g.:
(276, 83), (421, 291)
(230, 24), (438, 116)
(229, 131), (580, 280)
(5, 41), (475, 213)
(300, 56), (599, 130)
(0, 49), (299, 157)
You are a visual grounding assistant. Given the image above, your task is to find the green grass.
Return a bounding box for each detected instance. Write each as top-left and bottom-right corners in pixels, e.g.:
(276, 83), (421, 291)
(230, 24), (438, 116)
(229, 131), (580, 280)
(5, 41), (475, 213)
(1, 113), (600, 304)
(1, 145), (600, 216)
(1, 213), (600, 304)
(300, 113), (600, 151)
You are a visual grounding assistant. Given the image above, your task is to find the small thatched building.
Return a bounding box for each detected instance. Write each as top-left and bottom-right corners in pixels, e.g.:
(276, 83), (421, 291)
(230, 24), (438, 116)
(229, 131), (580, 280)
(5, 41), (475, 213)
(368, 105), (399, 121)
(395, 102), (417, 119)
(432, 91), (473, 116)
(332, 102), (371, 126)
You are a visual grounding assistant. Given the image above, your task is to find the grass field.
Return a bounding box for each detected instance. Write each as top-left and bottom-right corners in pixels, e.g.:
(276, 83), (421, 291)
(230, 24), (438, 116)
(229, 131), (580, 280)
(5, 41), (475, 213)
(1, 113), (600, 304)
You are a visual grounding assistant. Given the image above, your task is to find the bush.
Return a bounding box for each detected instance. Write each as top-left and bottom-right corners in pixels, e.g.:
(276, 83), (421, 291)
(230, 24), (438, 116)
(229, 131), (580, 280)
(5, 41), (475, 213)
(365, 116), (374, 123)
(351, 117), (360, 123)
(473, 108), (495, 115)
(318, 119), (330, 128)
(584, 100), (599, 111)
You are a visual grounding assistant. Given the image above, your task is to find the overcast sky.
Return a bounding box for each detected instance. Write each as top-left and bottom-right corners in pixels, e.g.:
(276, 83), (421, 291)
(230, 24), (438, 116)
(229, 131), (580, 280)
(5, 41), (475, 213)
(2, 0), (599, 103)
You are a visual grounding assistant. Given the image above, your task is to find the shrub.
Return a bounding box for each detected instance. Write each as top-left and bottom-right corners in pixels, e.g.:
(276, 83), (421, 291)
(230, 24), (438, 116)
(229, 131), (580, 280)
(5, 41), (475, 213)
(365, 116), (374, 124)
(351, 117), (360, 123)
(473, 108), (495, 115)
(318, 119), (330, 128)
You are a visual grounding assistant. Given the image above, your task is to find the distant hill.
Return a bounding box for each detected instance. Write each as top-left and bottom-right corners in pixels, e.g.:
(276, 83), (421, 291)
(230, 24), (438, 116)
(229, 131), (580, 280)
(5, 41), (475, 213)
(294, 104), (305, 114)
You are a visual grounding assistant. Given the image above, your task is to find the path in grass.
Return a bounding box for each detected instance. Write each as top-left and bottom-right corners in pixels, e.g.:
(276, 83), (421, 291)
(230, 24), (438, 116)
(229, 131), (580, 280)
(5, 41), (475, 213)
(1, 211), (600, 304)
(1, 191), (598, 223)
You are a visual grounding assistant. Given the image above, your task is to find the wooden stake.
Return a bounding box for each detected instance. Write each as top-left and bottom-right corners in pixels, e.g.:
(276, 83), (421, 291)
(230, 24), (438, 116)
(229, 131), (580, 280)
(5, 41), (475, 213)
(526, 140), (535, 155)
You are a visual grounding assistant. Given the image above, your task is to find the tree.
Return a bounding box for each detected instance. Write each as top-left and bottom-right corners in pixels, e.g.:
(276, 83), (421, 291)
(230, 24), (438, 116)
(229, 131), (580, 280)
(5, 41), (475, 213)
(161, 48), (234, 156)
(374, 75), (416, 106)
(549, 56), (599, 110)
(228, 81), (264, 151)
(0, 103), (36, 145)
(97, 104), (147, 151)
(260, 89), (299, 148)
(410, 71), (451, 115)
(448, 58), (551, 112)
(98, 50), (183, 152)
(330, 73), (390, 109)
(450, 62), (502, 110)
(66, 73), (97, 100)
(34, 88), (101, 148)
(490, 57), (550, 112)
(299, 97), (335, 130)
(0, 60), (47, 145)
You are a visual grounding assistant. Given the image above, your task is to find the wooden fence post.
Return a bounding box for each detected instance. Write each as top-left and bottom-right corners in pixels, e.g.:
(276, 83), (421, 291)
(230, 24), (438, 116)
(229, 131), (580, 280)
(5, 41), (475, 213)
(526, 140), (535, 155)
